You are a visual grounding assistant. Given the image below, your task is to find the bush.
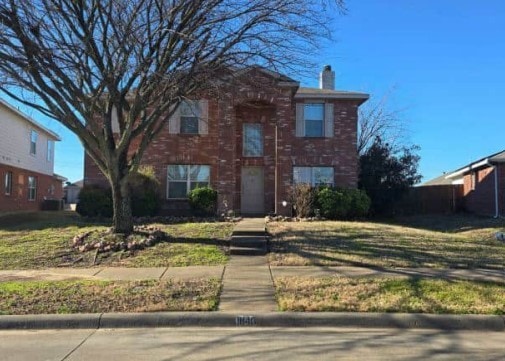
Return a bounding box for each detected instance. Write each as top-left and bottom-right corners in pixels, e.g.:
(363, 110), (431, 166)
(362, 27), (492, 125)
(41, 199), (64, 211)
(128, 166), (160, 217)
(76, 185), (113, 217)
(291, 183), (314, 218)
(315, 187), (370, 219)
(188, 187), (218, 216)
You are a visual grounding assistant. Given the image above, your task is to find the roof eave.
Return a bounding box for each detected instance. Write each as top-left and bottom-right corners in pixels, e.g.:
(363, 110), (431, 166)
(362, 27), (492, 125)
(0, 98), (61, 141)
(294, 93), (369, 101)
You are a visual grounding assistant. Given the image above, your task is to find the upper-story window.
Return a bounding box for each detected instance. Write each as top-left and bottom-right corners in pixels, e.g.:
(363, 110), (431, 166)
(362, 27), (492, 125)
(180, 100), (200, 134)
(296, 102), (334, 138)
(30, 130), (38, 155)
(47, 140), (54, 162)
(243, 124), (263, 157)
(169, 100), (208, 135)
(304, 104), (324, 137)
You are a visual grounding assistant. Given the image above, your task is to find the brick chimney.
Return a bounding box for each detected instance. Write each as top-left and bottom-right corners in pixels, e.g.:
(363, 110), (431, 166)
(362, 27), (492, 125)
(319, 65), (335, 90)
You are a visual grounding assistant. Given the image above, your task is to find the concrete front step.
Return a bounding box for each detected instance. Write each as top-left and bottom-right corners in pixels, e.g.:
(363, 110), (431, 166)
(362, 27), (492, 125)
(231, 236), (267, 248)
(230, 245), (267, 256)
(231, 230), (266, 237)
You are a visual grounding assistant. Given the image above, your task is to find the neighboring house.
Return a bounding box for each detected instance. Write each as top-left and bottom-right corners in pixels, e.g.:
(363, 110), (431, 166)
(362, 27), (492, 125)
(84, 66), (369, 216)
(64, 180), (83, 204)
(0, 99), (64, 212)
(443, 150), (505, 217)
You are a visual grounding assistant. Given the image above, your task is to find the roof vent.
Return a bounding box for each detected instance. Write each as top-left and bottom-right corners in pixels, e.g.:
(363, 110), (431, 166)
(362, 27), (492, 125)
(319, 65), (335, 90)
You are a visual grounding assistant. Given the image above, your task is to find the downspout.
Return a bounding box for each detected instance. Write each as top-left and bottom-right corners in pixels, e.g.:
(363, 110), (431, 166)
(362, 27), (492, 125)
(494, 165), (499, 218)
(274, 124), (278, 215)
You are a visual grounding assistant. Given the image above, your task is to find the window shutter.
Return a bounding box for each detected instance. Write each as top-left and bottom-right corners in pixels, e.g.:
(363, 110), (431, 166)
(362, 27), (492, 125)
(111, 106), (120, 133)
(198, 99), (209, 135)
(295, 103), (304, 137)
(324, 103), (334, 138)
(168, 104), (180, 134)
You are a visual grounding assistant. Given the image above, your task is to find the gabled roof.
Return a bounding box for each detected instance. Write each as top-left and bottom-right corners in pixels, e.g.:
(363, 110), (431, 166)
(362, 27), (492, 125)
(295, 87), (369, 102)
(231, 66), (300, 87)
(421, 173), (457, 186)
(0, 98), (61, 141)
(445, 149), (505, 179)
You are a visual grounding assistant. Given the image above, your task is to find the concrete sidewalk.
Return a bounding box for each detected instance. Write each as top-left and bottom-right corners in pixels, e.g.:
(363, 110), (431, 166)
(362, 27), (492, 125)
(0, 266), (224, 282)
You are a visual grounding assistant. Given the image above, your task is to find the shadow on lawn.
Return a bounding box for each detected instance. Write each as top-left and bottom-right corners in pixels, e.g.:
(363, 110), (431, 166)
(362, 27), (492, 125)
(0, 212), (108, 231)
(270, 225), (505, 270)
(385, 214), (504, 234)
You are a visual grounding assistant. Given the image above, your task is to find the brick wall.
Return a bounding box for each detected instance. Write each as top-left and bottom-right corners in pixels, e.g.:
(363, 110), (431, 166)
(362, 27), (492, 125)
(463, 164), (505, 216)
(0, 163), (63, 212)
(83, 69), (361, 216)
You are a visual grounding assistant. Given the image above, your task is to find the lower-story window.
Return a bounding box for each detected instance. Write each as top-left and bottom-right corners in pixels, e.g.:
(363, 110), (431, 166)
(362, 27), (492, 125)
(293, 166), (334, 187)
(4, 171), (12, 195)
(28, 176), (37, 201)
(167, 164), (210, 199)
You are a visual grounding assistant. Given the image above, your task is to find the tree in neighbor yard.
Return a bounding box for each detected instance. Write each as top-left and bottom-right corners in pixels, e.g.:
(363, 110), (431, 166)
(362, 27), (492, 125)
(358, 137), (422, 215)
(0, 0), (346, 233)
(357, 88), (408, 155)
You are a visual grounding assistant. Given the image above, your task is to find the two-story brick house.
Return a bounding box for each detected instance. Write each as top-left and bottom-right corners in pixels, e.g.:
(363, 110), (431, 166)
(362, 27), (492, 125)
(0, 99), (64, 212)
(84, 66), (368, 216)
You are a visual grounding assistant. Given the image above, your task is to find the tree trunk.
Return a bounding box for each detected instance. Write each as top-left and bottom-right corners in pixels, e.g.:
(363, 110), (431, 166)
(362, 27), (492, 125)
(110, 177), (133, 234)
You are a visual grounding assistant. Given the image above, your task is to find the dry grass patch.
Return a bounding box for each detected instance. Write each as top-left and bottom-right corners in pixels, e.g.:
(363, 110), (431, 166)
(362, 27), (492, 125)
(268, 215), (505, 269)
(0, 212), (231, 269)
(276, 276), (505, 314)
(0, 278), (220, 315)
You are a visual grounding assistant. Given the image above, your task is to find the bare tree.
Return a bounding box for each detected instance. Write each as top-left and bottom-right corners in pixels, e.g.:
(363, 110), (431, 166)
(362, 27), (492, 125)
(357, 88), (407, 155)
(0, 0), (345, 233)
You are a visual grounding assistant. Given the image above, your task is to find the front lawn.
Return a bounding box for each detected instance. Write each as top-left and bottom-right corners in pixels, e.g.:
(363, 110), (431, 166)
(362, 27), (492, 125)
(276, 276), (505, 314)
(268, 215), (505, 269)
(0, 278), (220, 314)
(0, 212), (232, 269)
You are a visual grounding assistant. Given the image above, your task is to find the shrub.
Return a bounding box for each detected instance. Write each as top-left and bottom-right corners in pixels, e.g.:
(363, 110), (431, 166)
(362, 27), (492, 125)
(41, 199), (64, 211)
(188, 187), (218, 216)
(128, 166), (160, 217)
(315, 187), (370, 219)
(291, 183), (314, 218)
(76, 185), (113, 217)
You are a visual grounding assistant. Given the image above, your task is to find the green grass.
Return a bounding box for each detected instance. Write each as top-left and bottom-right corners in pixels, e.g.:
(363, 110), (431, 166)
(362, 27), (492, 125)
(0, 212), (232, 269)
(0, 278), (221, 314)
(268, 215), (505, 269)
(276, 276), (505, 314)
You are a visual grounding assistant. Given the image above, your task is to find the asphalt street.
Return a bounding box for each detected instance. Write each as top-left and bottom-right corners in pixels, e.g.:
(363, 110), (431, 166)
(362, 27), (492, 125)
(1, 327), (504, 361)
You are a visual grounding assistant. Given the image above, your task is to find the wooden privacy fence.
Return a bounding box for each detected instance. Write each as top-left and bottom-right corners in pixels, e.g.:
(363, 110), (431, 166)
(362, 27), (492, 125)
(395, 185), (464, 215)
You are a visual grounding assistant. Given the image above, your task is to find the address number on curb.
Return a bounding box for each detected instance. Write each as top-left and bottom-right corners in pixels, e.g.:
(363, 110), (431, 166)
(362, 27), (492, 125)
(235, 315), (256, 326)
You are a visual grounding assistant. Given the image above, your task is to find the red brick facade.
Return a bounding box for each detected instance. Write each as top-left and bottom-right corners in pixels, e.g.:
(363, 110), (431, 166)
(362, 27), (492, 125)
(0, 163), (64, 213)
(462, 164), (505, 216)
(84, 69), (365, 216)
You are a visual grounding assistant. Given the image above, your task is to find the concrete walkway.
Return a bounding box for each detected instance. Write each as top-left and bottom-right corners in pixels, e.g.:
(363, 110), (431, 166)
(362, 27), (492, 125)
(0, 266), (224, 282)
(219, 218), (277, 312)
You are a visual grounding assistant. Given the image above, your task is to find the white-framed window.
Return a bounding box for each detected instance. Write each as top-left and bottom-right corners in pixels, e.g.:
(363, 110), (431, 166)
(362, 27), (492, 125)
(243, 123), (263, 157)
(304, 104), (324, 137)
(47, 140), (54, 162)
(167, 165), (210, 199)
(293, 166), (334, 187)
(4, 171), (12, 195)
(169, 99), (209, 135)
(28, 176), (37, 201)
(180, 100), (201, 134)
(30, 130), (38, 155)
(296, 102), (334, 138)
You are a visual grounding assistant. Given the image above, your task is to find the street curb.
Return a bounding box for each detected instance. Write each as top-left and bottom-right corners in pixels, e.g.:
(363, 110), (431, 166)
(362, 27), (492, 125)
(0, 312), (504, 331)
(0, 313), (101, 330)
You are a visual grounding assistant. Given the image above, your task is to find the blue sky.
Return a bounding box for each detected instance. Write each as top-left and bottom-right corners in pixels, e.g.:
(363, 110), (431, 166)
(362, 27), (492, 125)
(10, 0), (505, 183)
